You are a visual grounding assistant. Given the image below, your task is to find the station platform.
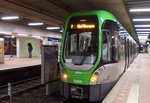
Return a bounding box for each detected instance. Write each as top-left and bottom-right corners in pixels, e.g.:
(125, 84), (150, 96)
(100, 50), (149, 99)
(0, 57), (41, 71)
(102, 53), (150, 103)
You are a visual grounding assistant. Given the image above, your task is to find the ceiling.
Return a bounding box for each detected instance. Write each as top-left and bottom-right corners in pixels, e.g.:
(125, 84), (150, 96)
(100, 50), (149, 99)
(1, 0), (149, 44)
(124, 0), (150, 43)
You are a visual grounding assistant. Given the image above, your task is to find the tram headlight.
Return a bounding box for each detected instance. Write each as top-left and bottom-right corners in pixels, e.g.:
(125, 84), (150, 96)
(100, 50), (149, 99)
(63, 73), (67, 80)
(90, 72), (99, 84)
(61, 71), (68, 82)
(90, 75), (98, 82)
(59, 64), (68, 82)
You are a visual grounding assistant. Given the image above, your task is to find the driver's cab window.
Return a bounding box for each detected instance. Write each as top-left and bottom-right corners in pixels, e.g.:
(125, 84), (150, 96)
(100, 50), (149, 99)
(71, 34), (77, 52)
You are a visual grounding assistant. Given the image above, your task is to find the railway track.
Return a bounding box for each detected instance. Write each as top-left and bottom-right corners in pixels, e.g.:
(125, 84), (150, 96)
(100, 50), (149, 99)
(0, 77), (97, 103)
(0, 76), (41, 100)
(60, 98), (100, 103)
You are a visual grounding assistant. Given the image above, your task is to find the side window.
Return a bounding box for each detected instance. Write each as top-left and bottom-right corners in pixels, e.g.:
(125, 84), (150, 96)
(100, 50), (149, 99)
(102, 20), (120, 63)
(111, 30), (120, 62)
(102, 30), (111, 62)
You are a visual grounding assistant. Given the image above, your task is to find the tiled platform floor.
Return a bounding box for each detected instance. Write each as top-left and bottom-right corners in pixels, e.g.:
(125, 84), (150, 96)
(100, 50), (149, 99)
(102, 53), (150, 103)
(0, 57), (41, 71)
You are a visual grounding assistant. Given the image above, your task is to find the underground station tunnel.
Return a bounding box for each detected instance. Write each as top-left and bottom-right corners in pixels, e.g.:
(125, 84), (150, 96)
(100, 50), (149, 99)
(0, 0), (150, 103)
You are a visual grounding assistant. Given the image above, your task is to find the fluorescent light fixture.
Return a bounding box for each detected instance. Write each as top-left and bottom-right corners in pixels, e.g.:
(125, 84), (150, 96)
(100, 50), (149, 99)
(138, 36), (148, 39)
(46, 27), (60, 30)
(129, 8), (150, 12)
(60, 28), (64, 33)
(11, 36), (15, 38)
(136, 29), (150, 31)
(1, 16), (19, 20)
(0, 38), (4, 41)
(137, 34), (149, 36)
(32, 35), (41, 39)
(28, 22), (44, 26)
(135, 25), (150, 27)
(133, 18), (150, 21)
(137, 32), (150, 33)
(60, 30), (63, 32)
(119, 31), (126, 33)
(0, 32), (12, 35)
(17, 34), (28, 36)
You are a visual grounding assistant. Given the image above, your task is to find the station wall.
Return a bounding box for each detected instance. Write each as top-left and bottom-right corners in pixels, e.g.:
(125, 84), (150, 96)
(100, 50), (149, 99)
(0, 21), (62, 38)
(17, 37), (41, 58)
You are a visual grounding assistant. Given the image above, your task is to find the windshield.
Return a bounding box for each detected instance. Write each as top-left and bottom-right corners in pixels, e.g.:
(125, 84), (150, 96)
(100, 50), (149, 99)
(64, 16), (98, 65)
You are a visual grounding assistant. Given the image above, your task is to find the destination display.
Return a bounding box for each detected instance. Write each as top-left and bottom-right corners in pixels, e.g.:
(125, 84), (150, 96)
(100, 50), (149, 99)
(70, 24), (95, 29)
(69, 16), (98, 30)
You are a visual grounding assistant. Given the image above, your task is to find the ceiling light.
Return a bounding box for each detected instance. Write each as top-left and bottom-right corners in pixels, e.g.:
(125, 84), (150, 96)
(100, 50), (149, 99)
(133, 18), (150, 21)
(60, 30), (63, 32)
(60, 28), (64, 33)
(138, 34), (149, 37)
(119, 31), (127, 33)
(129, 8), (150, 12)
(17, 34), (28, 36)
(138, 36), (148, 39)
(136, 29), (150, 31)
(135, 25), (150, 27)
(0, 32), (12, 35)
(1, 16), (19, 20)
(0, 38), (4, 41)
(46, 27), (60, 30)
(32, 35), (41, 39)
(28, 22), (44, 26)
(137, 32), (150, 33)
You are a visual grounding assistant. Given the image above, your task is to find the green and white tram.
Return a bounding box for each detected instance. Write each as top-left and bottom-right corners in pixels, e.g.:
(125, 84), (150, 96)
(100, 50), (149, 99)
(59, 10), (138, 101)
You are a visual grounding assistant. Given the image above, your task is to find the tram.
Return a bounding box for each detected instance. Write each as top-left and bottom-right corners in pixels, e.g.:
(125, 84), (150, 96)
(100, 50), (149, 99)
(59, 10), (139, 101)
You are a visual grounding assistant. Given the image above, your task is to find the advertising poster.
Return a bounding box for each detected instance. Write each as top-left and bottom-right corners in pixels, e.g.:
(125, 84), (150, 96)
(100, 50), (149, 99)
(4, 35), (16, 55)
(0, 41), (2, 57)
(0, 38), (4, 63)
(41, 45), (58, 84)
(0, 34), (16, 55)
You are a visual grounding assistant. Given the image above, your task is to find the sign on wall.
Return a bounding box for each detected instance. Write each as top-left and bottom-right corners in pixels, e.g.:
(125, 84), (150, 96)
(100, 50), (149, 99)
(0, 41), (2, 57)
(0, 34), (16, 55)
(48, 37), (61, 45)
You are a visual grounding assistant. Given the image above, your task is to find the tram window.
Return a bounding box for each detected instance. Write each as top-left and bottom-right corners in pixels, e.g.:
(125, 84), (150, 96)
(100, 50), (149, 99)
(110, 29), (120, 62)
(87, 35), (97, 53)
(85, 38), (89, 51)
(102, 30), (111, 63)
(71, 34), (78, 52)
(79, 37), (84, 52)
(102, 21), (120, 63)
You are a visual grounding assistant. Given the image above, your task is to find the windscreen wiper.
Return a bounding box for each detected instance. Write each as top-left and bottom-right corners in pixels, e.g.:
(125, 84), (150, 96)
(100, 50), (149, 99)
(74, 55), (87, 65)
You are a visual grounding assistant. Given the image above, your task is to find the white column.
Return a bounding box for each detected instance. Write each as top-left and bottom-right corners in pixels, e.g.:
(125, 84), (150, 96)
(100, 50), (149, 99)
(16, 38), (20, 57)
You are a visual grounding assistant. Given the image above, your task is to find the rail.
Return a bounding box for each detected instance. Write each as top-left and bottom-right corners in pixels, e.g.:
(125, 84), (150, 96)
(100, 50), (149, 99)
(0, 76), (42, 100)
